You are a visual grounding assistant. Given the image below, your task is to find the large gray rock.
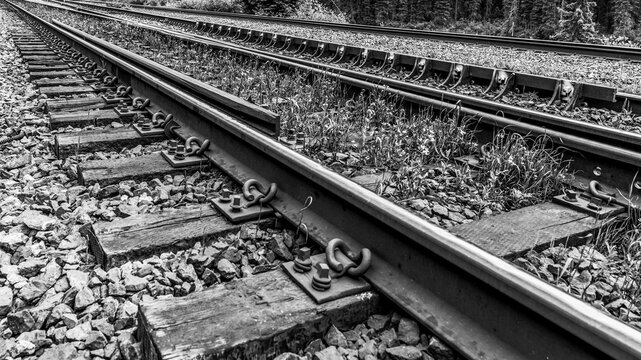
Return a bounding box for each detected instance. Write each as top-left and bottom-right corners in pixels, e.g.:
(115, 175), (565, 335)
(66, 269), (89, 289)
(21, 210), (56, 231)
(85, 330), (108, 350)
(176, 263), (198, 283)
(108, 283), (127, 297)
(17, 279), (48, 302)
(65, 321), (92, 341)
(38, 343), (78, 360)
(367, 314), (389, 331)
(358, 340), (377, 359)
(397, 318), (420, 345)
(40, 260), (62, 287)
(91, 318), (115, 338)
(9, 339), (36, 357)
(0, 232), (26, 252)
(7, 309), (35, 334)
(269, 235), (293, 261)
(432, 204), (449, 218)
(0, 286), (13, 316)
(17, 258), (47, 277)
(274, 353), (305, 360)
(386, 345), (423, 360)
(74, 287), (96, 310)
(124, 275), (148, 292)
(323, 324), (347, 348)
(118, 330), (140, 360)
(46, 303), (73, 327)
(427, 337), (455, 360)
(16, 330), (51, 351)
(217, 259), (237, 280)
(313, 346), (343, 360)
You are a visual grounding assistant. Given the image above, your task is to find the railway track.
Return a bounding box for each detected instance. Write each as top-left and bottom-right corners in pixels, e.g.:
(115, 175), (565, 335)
(64, 0), (641, 62)
(4, 1), (641, 360)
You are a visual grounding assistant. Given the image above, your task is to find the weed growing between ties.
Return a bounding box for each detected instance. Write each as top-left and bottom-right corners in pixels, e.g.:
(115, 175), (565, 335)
(381, 129), (573, 213)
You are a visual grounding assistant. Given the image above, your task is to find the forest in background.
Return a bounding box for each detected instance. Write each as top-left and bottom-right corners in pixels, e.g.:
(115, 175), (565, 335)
(131, 0), (641, 43)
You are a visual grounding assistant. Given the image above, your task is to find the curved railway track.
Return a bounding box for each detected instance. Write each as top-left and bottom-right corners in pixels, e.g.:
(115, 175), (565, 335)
(64, 0), (641, 61)
(6, 0), (641, 359)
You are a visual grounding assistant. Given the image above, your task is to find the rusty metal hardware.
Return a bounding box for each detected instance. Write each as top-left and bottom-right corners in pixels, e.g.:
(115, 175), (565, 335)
(163, 116), (180, 138)
(211, 179), (276, 222)
(92, 68), (107, 79)
(553, 188), (624, 220)
(152, 112), (172, 128)
(166, 139), (177, 154)
(230, 195), (242, 212)
(281, 251), (371, 303)
(117, 100), (128, 113)
(131, 97), (150, 110)
(160, 132), (210, 168)
(84, 61), (97, 71)
(293, 247), (312, 273)
(115, 85), (132, 97)
(589, 180), (615, 204)
(242, 179), (277, 208)
(102, 75), (117, 86)
(325, 238), (371, 278)
(174, 144), (186, 160)
(219, 188), (231, 202)
(311, 263), (332, 291)
(184, 136), (210, 157)
(563, 190), (578, 203)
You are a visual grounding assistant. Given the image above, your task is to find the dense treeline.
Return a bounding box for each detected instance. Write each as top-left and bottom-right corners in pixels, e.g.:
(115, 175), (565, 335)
(325, 0), (641, 39)
(140, 0), (641, 41)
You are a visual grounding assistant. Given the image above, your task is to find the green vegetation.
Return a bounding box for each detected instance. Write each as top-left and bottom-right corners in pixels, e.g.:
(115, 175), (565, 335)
(119, 0), (641, 43)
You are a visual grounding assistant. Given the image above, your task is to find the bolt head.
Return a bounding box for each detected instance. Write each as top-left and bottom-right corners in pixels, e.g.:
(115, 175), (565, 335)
(230, 195), (242, 211)
(315, 262), (330, 279)
(296, 247), (311, 261)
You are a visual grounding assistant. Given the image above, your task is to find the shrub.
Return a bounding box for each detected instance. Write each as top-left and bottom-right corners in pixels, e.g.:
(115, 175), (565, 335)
(290, 0), (348, 23)
(239, 0), (298, 15)
(166, 0), (244, 12)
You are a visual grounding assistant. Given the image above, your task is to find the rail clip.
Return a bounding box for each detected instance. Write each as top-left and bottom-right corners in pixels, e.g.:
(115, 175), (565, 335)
(211, 179), (276, 222)
(281, 239), (371, 304)
(160, 133), (211, 168)
(553, 183), (625, 220)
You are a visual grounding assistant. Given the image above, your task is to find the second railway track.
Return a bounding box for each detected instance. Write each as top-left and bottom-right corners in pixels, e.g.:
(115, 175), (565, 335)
(66, 0), (641, 62)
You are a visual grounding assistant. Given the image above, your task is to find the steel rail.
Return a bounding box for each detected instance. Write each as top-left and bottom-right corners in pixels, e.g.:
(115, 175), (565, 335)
(63, 0), (641, 61)
(9, 2), (641, 359)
